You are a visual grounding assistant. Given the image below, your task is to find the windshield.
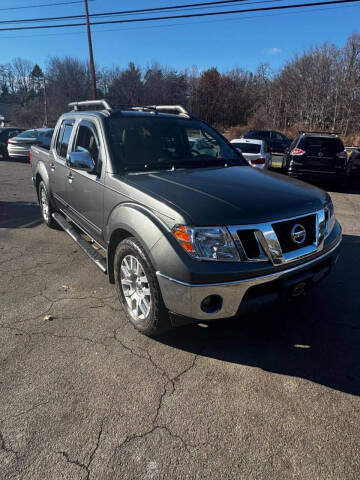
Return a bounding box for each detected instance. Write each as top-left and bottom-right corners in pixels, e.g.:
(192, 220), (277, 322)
(232, 142), (261, 154)
(107, 116), (245, 172)
(17, 129), (43, 139)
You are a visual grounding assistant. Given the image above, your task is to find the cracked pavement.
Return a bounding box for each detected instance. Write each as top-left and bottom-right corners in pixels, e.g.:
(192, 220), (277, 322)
(1, 160), (360, 479)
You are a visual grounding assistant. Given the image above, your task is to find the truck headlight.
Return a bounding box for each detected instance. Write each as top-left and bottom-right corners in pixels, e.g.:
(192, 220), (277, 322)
(325, 197), (335, 235)
(172, 225), (240, 262)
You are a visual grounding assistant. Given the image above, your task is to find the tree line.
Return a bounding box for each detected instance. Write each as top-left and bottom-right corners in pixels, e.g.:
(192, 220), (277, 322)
(1, 31), (360, 143)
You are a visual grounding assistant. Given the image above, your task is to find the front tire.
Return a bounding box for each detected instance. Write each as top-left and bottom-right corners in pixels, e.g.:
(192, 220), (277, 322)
(38, 181), (59, 229)
(114, 237), (171, 336)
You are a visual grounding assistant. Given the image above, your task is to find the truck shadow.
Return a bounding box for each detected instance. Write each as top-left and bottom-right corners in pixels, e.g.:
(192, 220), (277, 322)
(159, 234), (360, 396)
(0, 201), (42, 228)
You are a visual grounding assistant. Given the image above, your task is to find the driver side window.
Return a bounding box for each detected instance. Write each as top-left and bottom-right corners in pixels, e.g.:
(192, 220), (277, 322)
(73, 124), (100, 172)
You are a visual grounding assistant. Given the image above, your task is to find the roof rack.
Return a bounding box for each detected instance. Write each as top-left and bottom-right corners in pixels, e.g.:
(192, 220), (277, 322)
(299, 130), (340, 135)
(131, 105), (190, 118)
(68, 99), (111, 111)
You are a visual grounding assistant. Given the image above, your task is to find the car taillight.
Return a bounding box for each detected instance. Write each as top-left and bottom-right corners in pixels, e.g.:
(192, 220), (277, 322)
(336, 151), (347, 160)
(291, 147), (305, 156)
(251, 157), (265, 165)
(29, 151), (32, 166)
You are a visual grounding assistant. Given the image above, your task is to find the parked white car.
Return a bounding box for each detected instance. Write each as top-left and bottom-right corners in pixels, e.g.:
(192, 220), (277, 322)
(188, 136), (218, 157)
(230, 138), (271, 169)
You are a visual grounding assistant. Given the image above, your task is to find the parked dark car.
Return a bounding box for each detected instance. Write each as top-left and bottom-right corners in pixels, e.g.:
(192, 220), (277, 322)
(347, 147), (360, 178)
(30, 100), (341, 337)
(242, 129), (292, 153)
(283, 132), (349, 184)
(0, 127), (25, 159)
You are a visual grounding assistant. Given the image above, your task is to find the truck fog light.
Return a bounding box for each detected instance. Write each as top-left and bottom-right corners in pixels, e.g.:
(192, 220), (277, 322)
(200, 295), (223, 314)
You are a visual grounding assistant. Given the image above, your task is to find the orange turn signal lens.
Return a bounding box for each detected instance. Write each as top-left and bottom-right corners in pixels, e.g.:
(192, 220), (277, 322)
(172, 225), (194, 253)
(181, 241), (194, 252)
(174, 230), (191, 242)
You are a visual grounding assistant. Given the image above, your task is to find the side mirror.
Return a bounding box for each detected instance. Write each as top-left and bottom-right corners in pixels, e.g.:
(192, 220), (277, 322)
(67, 151), (95, 173)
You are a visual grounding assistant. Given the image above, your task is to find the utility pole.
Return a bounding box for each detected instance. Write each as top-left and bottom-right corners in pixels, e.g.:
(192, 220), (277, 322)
(43, 76), (48, 127)
(84, 0), (97, 99)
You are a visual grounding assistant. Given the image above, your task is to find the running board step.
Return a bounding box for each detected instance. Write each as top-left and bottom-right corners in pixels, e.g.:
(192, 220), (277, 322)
(52, 213), (107, 273)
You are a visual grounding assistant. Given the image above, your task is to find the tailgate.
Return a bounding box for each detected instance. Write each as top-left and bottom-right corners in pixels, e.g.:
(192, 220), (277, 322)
(298, 137), (345, 173)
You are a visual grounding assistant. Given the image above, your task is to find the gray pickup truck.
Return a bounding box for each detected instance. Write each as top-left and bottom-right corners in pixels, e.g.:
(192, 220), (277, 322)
(31, 100), (342, 336)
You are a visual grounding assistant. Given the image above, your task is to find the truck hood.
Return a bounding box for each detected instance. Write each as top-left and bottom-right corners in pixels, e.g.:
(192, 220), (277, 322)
(125, 166), (327, 225)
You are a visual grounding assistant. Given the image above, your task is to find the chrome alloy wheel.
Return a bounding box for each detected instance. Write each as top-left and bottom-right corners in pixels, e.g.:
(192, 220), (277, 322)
(120, 255), (151, 321)
(40, 185), (49, 222)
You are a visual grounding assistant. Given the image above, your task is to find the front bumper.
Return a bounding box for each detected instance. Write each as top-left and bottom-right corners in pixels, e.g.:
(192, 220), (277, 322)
(157, 236), (341, 320)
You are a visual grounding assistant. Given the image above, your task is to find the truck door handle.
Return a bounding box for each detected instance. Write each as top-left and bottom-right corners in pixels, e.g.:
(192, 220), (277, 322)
(50, 163), (55, 172)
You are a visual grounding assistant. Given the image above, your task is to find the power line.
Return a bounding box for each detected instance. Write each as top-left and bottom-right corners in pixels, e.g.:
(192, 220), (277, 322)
(0, 3), (355, 40)
(0, 0), (262, 24)
(0, 2), (355, 40)
(0, 0), (95, 11)
(0, 0), (359, 32)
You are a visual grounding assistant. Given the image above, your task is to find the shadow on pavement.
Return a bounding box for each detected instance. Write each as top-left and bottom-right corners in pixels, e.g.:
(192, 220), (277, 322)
(0, 156), (30, 164)
(0, 201), (42, 228)
(158, 234), (360, 396)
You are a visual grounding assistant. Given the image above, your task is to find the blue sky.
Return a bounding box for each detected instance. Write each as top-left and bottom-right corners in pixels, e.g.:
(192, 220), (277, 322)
(1, 0), (360, 73)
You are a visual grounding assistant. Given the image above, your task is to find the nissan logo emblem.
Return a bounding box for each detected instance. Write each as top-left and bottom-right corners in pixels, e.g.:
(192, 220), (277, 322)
(291, 224), (306, 245)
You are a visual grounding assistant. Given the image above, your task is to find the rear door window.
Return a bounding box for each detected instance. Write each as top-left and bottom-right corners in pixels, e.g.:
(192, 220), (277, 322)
(272, 132), (285, 141)
(56, 122), (74, 158)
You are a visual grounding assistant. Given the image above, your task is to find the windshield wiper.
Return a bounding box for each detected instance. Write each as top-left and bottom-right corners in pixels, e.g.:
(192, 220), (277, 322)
(125, 157), (242, 173)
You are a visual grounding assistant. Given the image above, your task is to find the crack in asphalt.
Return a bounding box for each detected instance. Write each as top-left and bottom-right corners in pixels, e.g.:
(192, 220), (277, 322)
(115, 425), (193, 456)
(111, 329), (172, 385)
(58, 419), (104, 480)
(0, 323), (109, 349)
(1, 401), (50, 423)
(1, 243), (204, 469)
(109, 337), (201, 460)
(0, 290), (118, 326)
(0, 429), (19, 459)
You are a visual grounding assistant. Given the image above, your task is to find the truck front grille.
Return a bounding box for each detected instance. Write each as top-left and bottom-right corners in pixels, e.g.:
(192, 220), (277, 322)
(272, 214), (316, 253)
(228, 209), (325, 266)
(237, 230), (261, 258)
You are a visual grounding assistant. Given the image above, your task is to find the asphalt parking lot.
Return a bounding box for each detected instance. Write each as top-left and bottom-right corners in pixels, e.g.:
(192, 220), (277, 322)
(1, 159), (360, 480)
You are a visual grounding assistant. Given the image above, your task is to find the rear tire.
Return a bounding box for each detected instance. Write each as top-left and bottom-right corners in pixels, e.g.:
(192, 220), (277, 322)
(114, 237), (171, 336)
(38, 181), (59, 229)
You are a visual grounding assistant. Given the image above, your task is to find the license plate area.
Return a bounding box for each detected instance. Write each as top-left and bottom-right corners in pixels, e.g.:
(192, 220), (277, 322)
(281, 272), (314, 303)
